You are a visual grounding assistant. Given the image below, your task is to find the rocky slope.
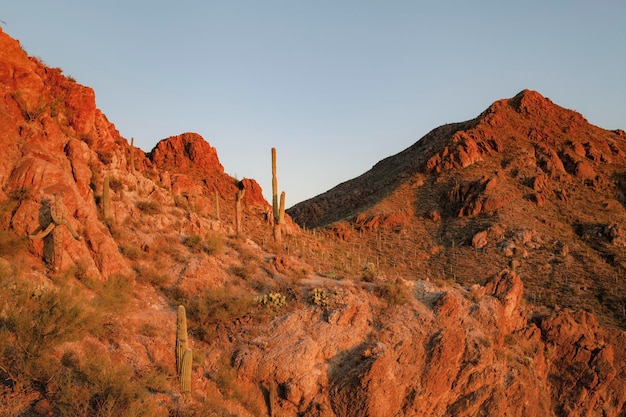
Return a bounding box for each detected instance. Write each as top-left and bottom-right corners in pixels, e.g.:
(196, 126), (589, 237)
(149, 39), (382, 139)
(0, 27), (624, 416)
(289, 89), (626, 330)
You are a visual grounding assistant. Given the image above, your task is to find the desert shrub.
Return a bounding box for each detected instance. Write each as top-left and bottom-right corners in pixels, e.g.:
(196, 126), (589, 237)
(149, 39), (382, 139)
(361, 262), (378, 282)
(0, 276), (92, 388)
(185, 288), (256, 342)
(203, 232), (225, 256)
(140, 367), (172, 394)
(49, 348), (151, 417)
(230, 263), (258, 280)
(138, 322), (159, 338)
(135, 265), (169, 287)
(378, 278), (411, 306)
(183, 234), (202, 252)
(108, 177), (124, 192)
(135, 200), (161, 215)
(212, 354), (264, 416)
(120, 244), (143, 260)
(96, 150), (113, 165)
(95, 274), (134, 313)
(0, 229), (27, 257)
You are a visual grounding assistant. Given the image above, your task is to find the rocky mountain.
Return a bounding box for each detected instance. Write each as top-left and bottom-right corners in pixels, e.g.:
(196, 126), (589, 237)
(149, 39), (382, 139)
(0, 27), (624, 417)
(289, 89), (626, 329)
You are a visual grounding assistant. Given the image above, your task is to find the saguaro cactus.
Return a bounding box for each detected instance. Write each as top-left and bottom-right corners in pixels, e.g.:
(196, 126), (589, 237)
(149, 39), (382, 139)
(129, 137), (136, 174)
(215, 190), (220, 220)
(180, 348), (193, 394)
(279, 191), (285, 225)
(272, 148), (279, 221)
(268, 380), (277, 417)
(103, 176), (110, 219)
(176, 305), (188, 374)
(271, 148), (286, 242)
(28, 194), (81, 270)
(235, 187), (245, 236)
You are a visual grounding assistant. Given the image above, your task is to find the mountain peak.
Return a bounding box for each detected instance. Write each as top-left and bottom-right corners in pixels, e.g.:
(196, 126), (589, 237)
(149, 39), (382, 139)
(149, 132), (224, 175)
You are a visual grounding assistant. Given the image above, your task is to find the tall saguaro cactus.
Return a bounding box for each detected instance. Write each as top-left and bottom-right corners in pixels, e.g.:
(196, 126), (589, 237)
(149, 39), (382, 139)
(103, 176), (110, 219)
(129, 137), (136, 174)
(235, 187), (245, 236)
(271, 148), (286, 242)
(215, 190), (220, 220)
(176, 305), (193, 394)
(176, 305), (188, 375)
(272, 148), (279, 221)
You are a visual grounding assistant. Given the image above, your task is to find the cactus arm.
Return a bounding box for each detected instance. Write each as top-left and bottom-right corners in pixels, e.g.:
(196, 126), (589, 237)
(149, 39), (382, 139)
(59, 220), (81, 240)
(28, 223), (55, 240)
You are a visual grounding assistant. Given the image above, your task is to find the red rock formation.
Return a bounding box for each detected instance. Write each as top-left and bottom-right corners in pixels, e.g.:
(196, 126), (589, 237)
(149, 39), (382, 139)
(232, 271), (625, 416)
(150, 132), (224, 175)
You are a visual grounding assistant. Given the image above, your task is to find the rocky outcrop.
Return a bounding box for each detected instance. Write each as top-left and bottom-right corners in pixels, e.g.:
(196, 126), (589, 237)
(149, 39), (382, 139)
(231, 271), (626, 416)
(149, 132), (224, 175)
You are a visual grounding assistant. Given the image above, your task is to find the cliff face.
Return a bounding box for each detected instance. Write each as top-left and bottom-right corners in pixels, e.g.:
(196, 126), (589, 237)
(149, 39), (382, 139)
(0, 27), (624, 417)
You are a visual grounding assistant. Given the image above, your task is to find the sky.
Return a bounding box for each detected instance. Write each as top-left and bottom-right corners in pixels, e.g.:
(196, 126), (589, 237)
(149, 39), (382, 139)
(2, 1), (625, 207)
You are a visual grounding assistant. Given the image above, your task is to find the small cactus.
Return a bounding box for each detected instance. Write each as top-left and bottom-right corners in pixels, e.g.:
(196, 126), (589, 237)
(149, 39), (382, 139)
(309, 288), (330, 309)
(180, 348), (192, 394)
(256, 292), (287, 310)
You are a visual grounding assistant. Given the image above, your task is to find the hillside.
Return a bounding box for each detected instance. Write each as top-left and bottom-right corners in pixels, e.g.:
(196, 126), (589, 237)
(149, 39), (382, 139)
(0, 27), (625, 417)
(289, 89), (626, 330)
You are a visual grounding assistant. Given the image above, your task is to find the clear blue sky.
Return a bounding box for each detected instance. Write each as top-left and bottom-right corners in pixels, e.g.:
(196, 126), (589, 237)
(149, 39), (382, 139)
(3, 1), (625, 206)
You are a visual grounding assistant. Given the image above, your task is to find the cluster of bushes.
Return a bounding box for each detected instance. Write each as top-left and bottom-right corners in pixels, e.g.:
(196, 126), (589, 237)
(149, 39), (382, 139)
(0, 267), (163, 416)
(182, 233), (225, 256)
